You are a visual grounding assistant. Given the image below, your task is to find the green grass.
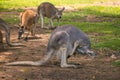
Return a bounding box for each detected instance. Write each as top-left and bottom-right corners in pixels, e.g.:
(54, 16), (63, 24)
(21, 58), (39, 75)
(113, 60), (120, 67)
(0, 0), (120, 11)
(1, 14), (20, 24)
(0, 0), (120, 51)
(57, 6), (120, 50)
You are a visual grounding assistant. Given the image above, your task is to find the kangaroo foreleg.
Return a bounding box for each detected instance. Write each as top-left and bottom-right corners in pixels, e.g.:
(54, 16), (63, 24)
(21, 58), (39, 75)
(69, 40), (82, 56)
(49, 18), (54, 29)
(24, 28), (31, 41)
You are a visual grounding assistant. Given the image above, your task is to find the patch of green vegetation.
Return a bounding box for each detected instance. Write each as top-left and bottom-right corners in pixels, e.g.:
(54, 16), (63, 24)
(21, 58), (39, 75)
(113, 60), (120, 67)
(1, 15), (19, 24)
(94, 39), (120, 50)
(0, 0), (120, 11)
(81, 6), (120, 17)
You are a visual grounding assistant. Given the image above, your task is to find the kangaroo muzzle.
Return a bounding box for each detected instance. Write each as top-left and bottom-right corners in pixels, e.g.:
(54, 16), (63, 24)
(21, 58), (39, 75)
(18, 28), (24, 39)
(86, 50), (96, 58)
(77, 48), (96, 58)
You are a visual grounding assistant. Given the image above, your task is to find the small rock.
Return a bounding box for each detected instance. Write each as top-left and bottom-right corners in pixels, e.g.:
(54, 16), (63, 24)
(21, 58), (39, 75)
(110, 54), (117, 59)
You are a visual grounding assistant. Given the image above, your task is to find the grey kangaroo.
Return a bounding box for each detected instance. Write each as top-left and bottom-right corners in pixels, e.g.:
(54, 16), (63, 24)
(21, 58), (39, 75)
(6, 25), (96, 68)
(0, 18), (24, 48)
(37, 2), (65, 29)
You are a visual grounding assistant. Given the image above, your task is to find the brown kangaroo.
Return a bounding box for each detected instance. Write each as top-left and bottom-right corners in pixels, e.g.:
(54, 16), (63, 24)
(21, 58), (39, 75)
(37, 2), (65, 29)
(18, 9), (38, 41)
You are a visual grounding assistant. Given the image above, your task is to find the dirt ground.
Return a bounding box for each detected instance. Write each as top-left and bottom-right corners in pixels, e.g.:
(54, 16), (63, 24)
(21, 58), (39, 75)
(0, 22), (119, 80)
(0, 3), (120, 80)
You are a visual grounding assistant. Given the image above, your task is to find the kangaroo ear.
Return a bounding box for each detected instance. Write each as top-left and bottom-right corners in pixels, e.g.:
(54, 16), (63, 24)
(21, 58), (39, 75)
(60, 7), (65, 12)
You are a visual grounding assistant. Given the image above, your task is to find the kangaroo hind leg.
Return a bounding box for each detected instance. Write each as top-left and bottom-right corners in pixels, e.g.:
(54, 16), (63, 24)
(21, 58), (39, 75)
(60, 46), (77, 68)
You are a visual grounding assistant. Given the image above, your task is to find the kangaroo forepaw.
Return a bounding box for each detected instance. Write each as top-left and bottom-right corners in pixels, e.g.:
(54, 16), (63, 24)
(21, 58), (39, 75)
(24, 37), (28, 41)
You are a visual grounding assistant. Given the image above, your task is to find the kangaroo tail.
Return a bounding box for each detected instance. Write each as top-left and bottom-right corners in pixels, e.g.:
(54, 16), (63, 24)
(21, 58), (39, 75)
(6, 61), (43, 66)
(7, 43), (25, 47)
(6, 49), (53, 66)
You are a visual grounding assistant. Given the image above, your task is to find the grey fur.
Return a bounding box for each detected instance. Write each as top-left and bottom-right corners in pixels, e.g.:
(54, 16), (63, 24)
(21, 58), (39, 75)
(37, 2), (65, 29)
(0, 18), (24, 47)
(6, 25), (96, 68)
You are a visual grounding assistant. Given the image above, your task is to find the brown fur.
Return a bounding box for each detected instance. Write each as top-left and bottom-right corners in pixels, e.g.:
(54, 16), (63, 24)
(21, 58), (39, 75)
(20, 9), (38, 36)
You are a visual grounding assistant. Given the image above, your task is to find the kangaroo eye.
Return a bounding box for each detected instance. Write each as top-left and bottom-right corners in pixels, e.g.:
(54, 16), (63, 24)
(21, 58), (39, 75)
(56, 12), (58, 15)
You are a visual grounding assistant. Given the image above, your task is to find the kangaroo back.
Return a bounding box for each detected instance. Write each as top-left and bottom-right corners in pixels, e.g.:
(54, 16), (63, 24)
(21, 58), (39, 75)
(20, 10), (37, 29)
(37, 2), (56, 18)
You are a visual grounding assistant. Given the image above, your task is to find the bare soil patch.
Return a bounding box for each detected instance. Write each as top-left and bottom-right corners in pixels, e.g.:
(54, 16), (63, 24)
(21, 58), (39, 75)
(0, 22), (119, 80)
(0, 2), (120, 79)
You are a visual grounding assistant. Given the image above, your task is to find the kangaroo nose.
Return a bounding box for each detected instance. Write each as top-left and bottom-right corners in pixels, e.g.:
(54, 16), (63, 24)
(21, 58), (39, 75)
(59, 16), (62, 18)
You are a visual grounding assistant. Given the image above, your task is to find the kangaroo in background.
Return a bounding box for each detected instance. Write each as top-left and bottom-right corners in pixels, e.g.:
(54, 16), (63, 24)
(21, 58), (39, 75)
(6, 25), (96, 68)
(0, 18), (24, 48)
(37, 2), (65, 29)
(18, 9), (38, 41)
(0, 30), (4, 49)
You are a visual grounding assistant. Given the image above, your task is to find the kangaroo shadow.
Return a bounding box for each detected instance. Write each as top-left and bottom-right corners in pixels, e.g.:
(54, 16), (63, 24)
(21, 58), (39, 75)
(26, 36), (42, 40)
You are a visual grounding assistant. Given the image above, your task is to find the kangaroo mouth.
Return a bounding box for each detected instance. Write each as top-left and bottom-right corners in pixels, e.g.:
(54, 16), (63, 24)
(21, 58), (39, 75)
(18, 28), (24, 39)
(76, 48), (96, 58)
(86, 50), (96, 58)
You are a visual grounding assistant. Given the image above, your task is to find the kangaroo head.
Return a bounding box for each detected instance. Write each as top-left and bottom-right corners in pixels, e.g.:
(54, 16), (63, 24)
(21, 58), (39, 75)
(55, 7), (65, 19)
(18, 26), (24, 39)
(77, 46), (96, 58)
